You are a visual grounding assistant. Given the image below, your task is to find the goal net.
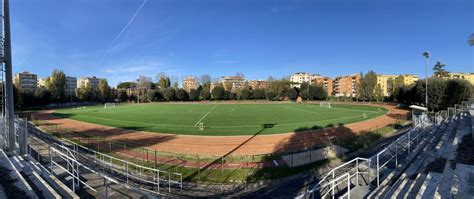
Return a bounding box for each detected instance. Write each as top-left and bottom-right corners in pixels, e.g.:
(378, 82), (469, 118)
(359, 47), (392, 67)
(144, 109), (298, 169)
(320, 102), (331, 108)
(104, 103), (117, 109)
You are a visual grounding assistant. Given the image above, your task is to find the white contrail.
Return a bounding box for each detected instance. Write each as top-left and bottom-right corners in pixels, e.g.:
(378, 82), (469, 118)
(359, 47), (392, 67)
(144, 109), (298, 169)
(97, 0), (148, 67)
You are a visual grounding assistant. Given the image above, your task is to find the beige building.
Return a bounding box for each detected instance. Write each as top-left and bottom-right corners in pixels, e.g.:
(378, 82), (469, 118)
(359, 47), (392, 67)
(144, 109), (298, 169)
(401, 74), (419, 85)
(334, 74), (360, 97)
(13, 71), (37, 91)
(376, 74), (419, 97)
(290, 72), (320, 84)
(445, 72), (474, 85)
(250, 80), (268, 89)
(219, 76), (246, 91)
(312, 76), (333, 96)
(376, 75), (398, 97)
(182, 76), (199, 92)
(77, 76), (101, 89)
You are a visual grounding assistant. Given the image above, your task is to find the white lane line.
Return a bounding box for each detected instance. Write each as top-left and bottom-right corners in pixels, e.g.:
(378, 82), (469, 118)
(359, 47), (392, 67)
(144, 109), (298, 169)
(193, 104), (218, 126)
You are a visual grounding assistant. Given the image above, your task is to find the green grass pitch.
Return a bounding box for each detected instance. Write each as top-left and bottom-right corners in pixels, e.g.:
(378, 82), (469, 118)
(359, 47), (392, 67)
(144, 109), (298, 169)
(53, 103), (388, 136)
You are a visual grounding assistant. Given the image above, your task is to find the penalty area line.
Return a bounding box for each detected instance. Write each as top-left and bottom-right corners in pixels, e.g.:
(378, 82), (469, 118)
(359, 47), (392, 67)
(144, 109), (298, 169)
(193, 104), (218, 127)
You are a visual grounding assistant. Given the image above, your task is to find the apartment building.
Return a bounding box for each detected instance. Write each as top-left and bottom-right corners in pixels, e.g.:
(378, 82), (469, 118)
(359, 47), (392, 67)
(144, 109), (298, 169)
(445, 72), (474, 85)
(37, 78), (48, 88)
(77, 76), (101, 89)
(312, 76), (333, 96)
(219, 76), (246, 91)
(65, 76), (77, 96)
(401, 74), (419, 85)
(376, 75), (398, 97)
(13, 71), (37, 91)
(182, 76), (199, 92)
(333, 74), (360, 97)
(290, 72), (320, 84)
(250, 80), (268, 89)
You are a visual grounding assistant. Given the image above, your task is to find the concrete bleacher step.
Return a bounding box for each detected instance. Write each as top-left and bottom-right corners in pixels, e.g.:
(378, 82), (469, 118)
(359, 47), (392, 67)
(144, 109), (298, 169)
(366, 127), (439, 199)
(23, 155), (80, 199)
(13, 155), (62, 199)
(405, 173), (427, 199)
(379, 173), (407, 198)
(434, 119), (467, 198)
(417, 172), (442, 199)
(0, 150), (38, 199)
(393, 178), (413, 199)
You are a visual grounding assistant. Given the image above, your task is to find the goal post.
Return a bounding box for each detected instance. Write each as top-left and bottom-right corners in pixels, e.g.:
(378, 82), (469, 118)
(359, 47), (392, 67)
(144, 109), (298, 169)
(320, 102), (331, 108)
(104, 103), (117, 109)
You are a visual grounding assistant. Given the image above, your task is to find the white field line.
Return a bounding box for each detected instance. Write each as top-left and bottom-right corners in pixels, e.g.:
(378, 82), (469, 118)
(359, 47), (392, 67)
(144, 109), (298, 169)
(283, 104), (323, 115)
(193, 104), (218, 127)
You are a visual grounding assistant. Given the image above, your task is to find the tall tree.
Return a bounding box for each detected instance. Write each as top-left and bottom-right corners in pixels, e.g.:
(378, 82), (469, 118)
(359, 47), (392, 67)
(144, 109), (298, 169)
(200, 88), (211, 100)
(415, 78), (447, 111)
(288, 87), (298, 100)
(176, 88), (188, 101)
(189, 88), (200, 101)
(240, 88), (251, 100)
(98, 79), (110, 103)
(137, 75), (152, 102)
(433, 61), (449, 78)
(358, 71), (377, 101)
(117, 82), (136, 89)
(253, 88), (265, 99)
(310, 84), (327, 100)
(157, 74), (171, 89)
(374, 84), (384, 102)
(164, 87), (176, 101)
(200, 74), (212, 90)
(118, 90), (128, 102)
(212, 84), (225, 100)
(444, 79), (472, 108)
(47, 70), (67, 102)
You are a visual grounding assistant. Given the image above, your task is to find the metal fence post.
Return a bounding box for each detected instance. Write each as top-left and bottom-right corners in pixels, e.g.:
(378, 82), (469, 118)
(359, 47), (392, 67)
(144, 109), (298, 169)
(377, 153), (380, 187)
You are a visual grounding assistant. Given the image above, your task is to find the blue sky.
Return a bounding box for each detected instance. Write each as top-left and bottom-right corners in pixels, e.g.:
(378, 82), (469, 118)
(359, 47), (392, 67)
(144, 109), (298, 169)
(11, 0), (473, 86)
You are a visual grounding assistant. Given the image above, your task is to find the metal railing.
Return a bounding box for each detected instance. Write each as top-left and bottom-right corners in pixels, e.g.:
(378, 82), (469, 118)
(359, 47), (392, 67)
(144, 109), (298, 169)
(60, 138), (183, 195)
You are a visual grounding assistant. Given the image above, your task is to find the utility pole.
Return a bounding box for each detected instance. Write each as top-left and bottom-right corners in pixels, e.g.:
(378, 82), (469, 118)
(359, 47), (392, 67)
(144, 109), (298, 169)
(3, 0), (15, 151)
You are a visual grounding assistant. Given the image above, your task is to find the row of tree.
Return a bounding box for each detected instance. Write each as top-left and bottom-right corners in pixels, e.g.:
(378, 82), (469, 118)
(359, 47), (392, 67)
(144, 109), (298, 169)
(14, 70), (112, 109)
(116, 77), (329, 102)
(392, 78), (471, 111)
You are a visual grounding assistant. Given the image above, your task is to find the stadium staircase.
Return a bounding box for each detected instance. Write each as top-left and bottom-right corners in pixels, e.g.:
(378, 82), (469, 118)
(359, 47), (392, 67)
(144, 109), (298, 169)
(0, 149), (79, 199)
(297, 106), (473, 199)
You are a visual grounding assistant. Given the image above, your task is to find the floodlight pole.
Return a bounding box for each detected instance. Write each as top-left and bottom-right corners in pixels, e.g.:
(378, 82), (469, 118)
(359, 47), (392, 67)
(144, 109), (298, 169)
(3, 0), (15, 151)
(422, 51), (430, 113)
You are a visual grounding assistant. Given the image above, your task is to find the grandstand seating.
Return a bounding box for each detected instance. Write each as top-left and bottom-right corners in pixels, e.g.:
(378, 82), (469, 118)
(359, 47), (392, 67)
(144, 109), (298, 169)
(300, 107), (474, 199)
(0, 150), (79, 199)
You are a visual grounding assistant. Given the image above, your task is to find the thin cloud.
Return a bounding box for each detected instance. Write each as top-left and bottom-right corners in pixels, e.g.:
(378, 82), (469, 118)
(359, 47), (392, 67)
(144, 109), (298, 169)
(97, 0), (148, 67)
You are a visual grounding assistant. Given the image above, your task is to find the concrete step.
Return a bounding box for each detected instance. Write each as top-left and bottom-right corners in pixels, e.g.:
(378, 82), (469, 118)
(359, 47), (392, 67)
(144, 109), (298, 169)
(15, 155), (62, 199)
(392, 178), (412, 199)
(451, 163), (474, 197)
(23, 155), (80, 199)
(380, 173), (407, 199)
(418, 172), (442, 199)
(405, 173), (427, 199)
(0, 150), (38, 199)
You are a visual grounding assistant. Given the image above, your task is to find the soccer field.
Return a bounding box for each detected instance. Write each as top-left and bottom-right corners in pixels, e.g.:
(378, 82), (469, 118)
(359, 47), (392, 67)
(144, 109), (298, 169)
(53, 103), (388, 136)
